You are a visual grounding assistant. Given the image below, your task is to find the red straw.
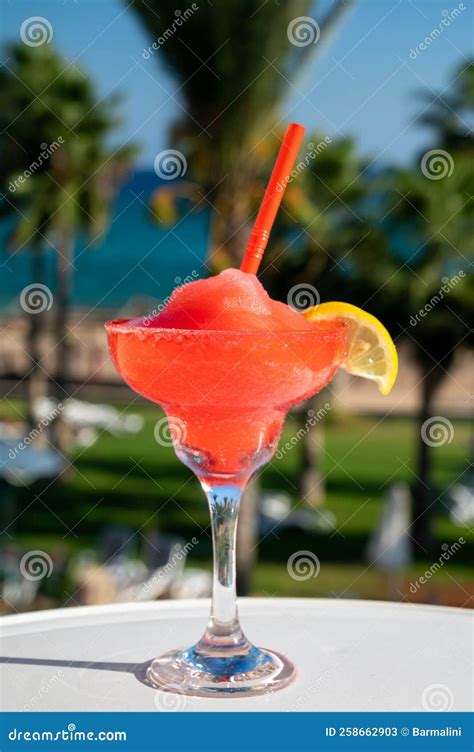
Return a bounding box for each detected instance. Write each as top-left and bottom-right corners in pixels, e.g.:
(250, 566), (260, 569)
(240, 122), (305, 275)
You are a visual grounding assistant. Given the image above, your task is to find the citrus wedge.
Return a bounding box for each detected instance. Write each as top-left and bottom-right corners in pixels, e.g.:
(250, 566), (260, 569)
(302, 302), (398, 395)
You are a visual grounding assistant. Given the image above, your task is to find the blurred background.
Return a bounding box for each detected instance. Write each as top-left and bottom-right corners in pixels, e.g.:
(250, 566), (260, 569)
(0, 0), (472, 615)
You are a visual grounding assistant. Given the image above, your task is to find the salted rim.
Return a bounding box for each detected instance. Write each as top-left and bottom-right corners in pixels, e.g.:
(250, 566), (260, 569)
(104, 317), (346, 340)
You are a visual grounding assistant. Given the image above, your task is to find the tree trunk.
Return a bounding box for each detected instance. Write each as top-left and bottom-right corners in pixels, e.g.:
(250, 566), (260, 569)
(236, 478), (259, 596)
(51, 229), (74, 453)
(207, 174), (254, 271)
(299, 395), (326, 506)
(207, 189), (261, 595)
(26, 249), (47, 430)
(412, 366), (444, 553)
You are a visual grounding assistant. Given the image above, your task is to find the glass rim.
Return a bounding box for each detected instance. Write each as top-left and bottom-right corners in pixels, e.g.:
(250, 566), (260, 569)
(104, 317), (346, 340)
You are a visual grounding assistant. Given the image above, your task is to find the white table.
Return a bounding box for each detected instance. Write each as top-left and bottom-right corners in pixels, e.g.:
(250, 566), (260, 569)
(0, 598), (472, 712)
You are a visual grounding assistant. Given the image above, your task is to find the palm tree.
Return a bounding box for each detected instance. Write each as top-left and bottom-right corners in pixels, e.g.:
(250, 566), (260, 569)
(130, 0), (354, 267)
(418, 58), (474, 155)
(376, 162), (473, 551)
(128, 0), (355, 593)
(265, 59), (473, 552)
(0, 44), (135, 442)
(409, 59), (474, 548)
(374, 60), (474, 550)
(261, 133), (372, 507)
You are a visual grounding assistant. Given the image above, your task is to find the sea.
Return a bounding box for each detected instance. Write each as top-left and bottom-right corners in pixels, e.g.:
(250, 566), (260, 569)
(1, 169), (454, 317)
(0, 171), (210, 314)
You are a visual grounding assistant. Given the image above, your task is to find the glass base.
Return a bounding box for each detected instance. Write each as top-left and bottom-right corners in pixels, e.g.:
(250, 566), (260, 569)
(146, 643), (296, 697)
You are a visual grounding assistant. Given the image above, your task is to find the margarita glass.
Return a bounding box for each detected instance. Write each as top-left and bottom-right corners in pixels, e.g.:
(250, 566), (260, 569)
(105, 314), (346, 696)
(103, 121), (397, 696)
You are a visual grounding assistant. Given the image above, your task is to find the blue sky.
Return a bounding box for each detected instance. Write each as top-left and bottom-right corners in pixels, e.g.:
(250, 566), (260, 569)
(1, 0), (472, 168)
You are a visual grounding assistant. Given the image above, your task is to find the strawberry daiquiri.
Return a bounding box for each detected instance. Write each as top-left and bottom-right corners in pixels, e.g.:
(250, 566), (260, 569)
(107, 270), (346, 485)
(105, 123), (397, 697)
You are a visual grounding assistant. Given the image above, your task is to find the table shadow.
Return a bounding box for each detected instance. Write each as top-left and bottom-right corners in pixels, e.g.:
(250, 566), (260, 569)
(0, 656), (154, 688)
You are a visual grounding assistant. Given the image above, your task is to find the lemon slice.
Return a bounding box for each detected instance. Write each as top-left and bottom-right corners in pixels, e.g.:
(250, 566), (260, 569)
(303, 301), (398, 395)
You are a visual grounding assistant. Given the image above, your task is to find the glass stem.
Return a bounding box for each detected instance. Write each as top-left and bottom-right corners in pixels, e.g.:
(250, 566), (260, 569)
(196, 481), (249, 654)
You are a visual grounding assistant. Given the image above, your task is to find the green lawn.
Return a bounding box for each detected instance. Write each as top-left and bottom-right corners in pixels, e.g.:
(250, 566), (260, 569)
(2, 400), (472, 604)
